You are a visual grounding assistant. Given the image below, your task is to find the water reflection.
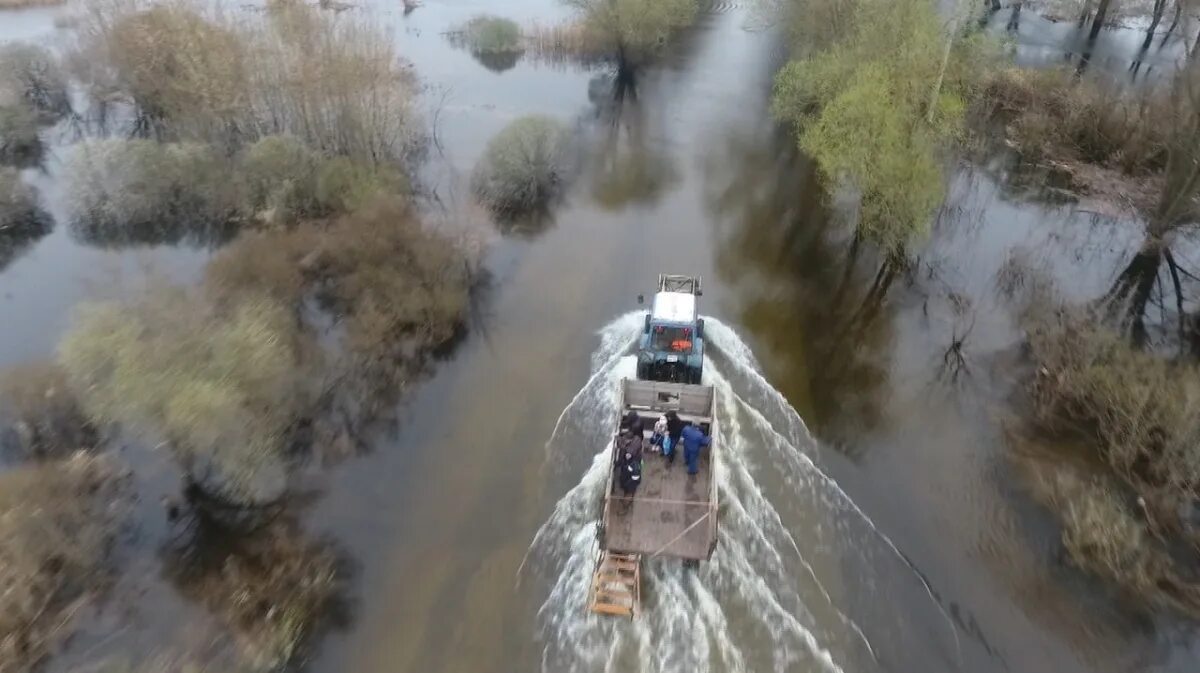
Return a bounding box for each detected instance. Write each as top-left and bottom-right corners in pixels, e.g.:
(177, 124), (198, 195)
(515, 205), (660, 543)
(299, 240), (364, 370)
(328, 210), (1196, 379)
(70, 216), (240, 249)
(582, 69), (679, 211)
(160, 506), (354, 669)
(704, 122), (894, 446)
(0, 203), (51, 273)
(472, 50), (523, 73)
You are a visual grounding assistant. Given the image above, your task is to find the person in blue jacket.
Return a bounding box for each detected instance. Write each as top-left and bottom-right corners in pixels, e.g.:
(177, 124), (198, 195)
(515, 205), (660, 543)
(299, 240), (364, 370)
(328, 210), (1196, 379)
(679, 424), (710, 475)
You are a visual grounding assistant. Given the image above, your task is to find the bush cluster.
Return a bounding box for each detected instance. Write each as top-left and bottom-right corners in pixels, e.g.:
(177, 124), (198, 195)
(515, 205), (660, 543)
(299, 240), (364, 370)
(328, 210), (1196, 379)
(471, 116), (572, 216)
(58, 288), (309, 506)
(0, 454), (125, 670)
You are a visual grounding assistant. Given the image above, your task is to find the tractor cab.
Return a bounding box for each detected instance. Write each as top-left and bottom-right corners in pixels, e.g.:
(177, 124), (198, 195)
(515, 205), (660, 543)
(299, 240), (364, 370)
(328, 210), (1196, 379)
(636, 275), (704, 384)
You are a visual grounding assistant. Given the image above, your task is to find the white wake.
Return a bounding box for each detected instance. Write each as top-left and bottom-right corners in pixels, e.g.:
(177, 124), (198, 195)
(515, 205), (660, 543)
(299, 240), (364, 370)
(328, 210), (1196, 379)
(528, 313), (960, 673)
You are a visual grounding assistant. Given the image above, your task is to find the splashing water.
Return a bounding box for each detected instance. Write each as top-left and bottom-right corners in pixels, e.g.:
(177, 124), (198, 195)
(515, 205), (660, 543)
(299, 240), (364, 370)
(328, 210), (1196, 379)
(528, 314), (962, 673)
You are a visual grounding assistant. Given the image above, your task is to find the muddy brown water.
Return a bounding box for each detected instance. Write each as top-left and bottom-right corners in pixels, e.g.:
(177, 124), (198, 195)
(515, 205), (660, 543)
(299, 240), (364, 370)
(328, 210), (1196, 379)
(1, 0), (1199, 671)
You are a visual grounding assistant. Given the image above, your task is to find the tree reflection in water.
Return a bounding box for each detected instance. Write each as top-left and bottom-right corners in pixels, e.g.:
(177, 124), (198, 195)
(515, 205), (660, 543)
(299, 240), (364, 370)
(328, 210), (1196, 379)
(704, 122), (895, 448)
(583, 69), (680, 211)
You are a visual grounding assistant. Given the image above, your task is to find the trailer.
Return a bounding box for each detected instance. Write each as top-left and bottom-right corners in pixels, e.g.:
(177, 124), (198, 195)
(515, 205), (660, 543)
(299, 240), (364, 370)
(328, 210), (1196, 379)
(587, 379), (719, 618)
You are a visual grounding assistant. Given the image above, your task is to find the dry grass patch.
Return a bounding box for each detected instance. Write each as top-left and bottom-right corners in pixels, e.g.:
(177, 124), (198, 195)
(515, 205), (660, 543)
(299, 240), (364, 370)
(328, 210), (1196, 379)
(982, 68), (1169, 176)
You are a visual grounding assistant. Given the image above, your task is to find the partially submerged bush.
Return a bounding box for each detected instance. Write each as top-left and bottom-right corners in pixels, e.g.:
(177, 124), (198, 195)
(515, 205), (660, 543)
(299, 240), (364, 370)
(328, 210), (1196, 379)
(0, 168), (49, 271)
(77, 0), (420, 162)
(0, 362), (95, 460)
(0, 167), (42, 232)
(64, 139), (239, 247)
(772, 0), (984, 253)
(1026, 306), (1200, 531)
(0, 103), (39, 165)
(0, 453), (125, 670)
(564, 0), (698, 64)
(981, 68), (1168, 175)
(313, 156), (408, 216)
(523, 21), (611, 65)
(0, 0), (67, 9)
(0, 43), (70, 119)
(207, 197), (473, 413)
(165, 520), (345, 670)
(246, 1), (420, 162)
(472, 116), (572, 216)
(461, 15), (523, 54)
(58, 288), (311, 506)
(89, 3), (248, 138)
(238, 135), (321, 225)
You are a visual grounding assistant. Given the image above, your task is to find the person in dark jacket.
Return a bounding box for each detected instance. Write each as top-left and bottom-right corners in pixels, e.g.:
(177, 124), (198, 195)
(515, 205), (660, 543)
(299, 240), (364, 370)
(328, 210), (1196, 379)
(619, 452), (642, 496)
(614, 423), (643, 496)
(679, 423), (711, 475)
(662, 410), (685, 465)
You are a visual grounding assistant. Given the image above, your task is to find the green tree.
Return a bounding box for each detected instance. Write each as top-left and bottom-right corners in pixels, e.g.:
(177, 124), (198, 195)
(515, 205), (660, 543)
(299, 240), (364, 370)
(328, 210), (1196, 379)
(772, 0), (982, 256)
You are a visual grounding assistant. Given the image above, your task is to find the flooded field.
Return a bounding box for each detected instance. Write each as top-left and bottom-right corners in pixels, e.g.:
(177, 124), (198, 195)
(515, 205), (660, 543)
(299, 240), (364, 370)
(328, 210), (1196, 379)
(2, 0), (1199, 672)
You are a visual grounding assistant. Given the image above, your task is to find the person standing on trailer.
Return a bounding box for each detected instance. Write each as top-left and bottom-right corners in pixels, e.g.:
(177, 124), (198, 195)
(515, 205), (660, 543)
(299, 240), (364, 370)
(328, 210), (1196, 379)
(615, 414), (644, 497)
(662, 410), (685, 465)
(679, 423), (710, 476)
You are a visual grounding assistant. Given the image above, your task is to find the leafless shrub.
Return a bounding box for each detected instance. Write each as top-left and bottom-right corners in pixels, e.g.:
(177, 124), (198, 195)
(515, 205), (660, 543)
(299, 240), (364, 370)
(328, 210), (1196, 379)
(58, 287), (313, 507)
(81, 1), (248, 139)
(74, 0), (421, 162)
(242, 1), (421, 163)
(0, 362), (95, 460)
(0, 453), (126, 672)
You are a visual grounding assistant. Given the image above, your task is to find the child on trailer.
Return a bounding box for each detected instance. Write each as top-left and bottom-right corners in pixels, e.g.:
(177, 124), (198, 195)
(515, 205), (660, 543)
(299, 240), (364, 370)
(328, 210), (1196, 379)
(650, 414), (668, 454)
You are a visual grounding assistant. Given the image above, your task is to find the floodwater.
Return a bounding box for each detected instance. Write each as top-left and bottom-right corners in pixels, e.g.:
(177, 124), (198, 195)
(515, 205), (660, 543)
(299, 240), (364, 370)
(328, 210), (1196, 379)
(2, 0), (1199, 672)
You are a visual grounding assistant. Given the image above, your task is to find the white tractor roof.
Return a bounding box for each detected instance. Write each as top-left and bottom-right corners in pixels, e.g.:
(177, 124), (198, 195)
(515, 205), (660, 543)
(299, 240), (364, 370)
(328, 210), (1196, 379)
(651, 292), (697, 323)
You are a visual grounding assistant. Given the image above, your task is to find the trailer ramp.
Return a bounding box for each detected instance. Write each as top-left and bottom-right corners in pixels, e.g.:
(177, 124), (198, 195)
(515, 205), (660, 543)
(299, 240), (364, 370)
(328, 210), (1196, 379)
(587, 551), (641, 618)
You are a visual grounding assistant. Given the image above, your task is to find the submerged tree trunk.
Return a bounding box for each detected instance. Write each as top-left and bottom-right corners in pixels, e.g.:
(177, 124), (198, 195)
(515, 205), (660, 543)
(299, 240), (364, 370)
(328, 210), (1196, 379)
(1161, 0), (1183, 47)
(1106, 240), (1165, 345)
(1145, 0), (1168, 50)
(1007, 2), (1022, 32)
(1090, 0), (1112, 41)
